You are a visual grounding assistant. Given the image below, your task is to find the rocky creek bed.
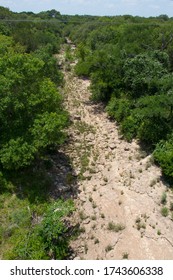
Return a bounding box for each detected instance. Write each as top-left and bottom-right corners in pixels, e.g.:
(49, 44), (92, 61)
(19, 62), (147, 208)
(55, 47), (173, 260)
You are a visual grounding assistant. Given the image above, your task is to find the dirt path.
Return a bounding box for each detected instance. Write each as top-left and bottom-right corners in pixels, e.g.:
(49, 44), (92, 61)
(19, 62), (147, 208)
(58, 47), (173, 260)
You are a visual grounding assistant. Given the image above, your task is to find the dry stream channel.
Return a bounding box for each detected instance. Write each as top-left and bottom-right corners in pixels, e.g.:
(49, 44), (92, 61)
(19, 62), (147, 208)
(56, 44), (173, 260)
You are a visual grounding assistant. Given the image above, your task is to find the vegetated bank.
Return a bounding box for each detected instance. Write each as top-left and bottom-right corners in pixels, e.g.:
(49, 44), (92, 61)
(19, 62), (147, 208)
(0, 6), (76, 260)
(65, 14), (173, 183)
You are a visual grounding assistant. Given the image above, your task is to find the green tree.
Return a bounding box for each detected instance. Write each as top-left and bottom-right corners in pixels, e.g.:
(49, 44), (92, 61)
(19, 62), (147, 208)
(123, 52), (168, 98)
(153, 136), (173, 179)
(90, 45), (123, 101)
(0, 36), (68, 170)
(134, 94), (173, 143)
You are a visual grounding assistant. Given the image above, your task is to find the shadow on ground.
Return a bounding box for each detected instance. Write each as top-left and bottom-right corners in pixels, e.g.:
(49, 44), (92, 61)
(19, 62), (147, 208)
(1, 150), (80, 204)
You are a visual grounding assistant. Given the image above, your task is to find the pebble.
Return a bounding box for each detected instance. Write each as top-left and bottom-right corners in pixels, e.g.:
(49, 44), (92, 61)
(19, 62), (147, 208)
(109, 143), (117, 149)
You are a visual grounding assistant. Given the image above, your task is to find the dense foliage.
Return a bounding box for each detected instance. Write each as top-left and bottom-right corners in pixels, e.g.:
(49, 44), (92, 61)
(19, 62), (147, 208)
(0, 35), (68, 170)
(0, 6), (72, 260)
(6, 200), (74, 260)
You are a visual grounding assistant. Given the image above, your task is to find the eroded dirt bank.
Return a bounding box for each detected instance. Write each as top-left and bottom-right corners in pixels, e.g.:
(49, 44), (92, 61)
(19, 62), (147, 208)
(58, 48), (173, 260)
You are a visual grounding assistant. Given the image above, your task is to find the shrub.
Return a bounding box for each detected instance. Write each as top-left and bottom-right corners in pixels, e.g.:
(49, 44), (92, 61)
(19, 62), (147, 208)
(161, 192), (167, 205)
(123, 53), (168, 98)
(75, 60), (92, 77)
(157, 230), (161, 235)
(153, 137), (173, 179)
(121, 115), (140, 141)
(105, 245), (113, 252)
(161, 207), (169, 217)
(7, 200), (74, 260)
(122, 252), (129, 259)
(106, 97), (131, 122)
(107, 222), (125, 232)
(137, 118), (169, 144)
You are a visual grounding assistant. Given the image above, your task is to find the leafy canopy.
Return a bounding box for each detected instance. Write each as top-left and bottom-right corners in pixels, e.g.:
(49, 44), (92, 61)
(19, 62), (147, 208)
(0, 35), (68, 170)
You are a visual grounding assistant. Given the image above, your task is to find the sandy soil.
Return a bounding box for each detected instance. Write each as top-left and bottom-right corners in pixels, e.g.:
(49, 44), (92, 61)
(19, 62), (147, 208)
(58, 48), (173, 260)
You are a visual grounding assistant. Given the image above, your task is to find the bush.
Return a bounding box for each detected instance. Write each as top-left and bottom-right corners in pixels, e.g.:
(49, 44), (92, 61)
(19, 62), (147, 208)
(7, 200), (74, 260)
(133, 94), (171, 144)
(107, 222), (125, 232)
(75, 60), (92, 77)
(138, 119), (163, 144)
(33, 45), (63, 85)
(161, 192), (167, 205)
(106, 97), (131, 122)
(153, 137), (173, 179)
(161, 207), (169, 217)
(123, 53), (168, 98)
(121, 115), (140, 141)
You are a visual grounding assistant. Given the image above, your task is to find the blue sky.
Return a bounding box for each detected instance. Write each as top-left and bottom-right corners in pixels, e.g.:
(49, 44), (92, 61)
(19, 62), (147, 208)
(0, 0), (173, 17)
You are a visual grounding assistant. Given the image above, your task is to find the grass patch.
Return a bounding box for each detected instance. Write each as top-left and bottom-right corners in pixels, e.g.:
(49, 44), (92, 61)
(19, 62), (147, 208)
(93, 149), (99, 162)
(107, 222), (125, 232)
(161, 192), (167, 205)
(161, 207), (169, 217)
(74, 121), (95, 134)
(79, 227), (86, 233)
(78, 151), (90, 178)
(79, 211), (87, 220)
(157, 229), (161, 235)
(122, 252), (129, 259)
(105, 245), (113, 252)
(135, 217), (146, 230)
(1, 197), (74, 260)
(150, 179), (157, 187)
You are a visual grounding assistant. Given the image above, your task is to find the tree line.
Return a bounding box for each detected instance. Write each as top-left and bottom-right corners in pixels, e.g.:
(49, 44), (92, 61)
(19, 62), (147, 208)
(0, 6), (73, 260)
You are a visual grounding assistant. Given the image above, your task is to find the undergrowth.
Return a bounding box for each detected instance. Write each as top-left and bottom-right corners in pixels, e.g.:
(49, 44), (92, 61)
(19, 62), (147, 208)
(0, 165), (74, 260)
